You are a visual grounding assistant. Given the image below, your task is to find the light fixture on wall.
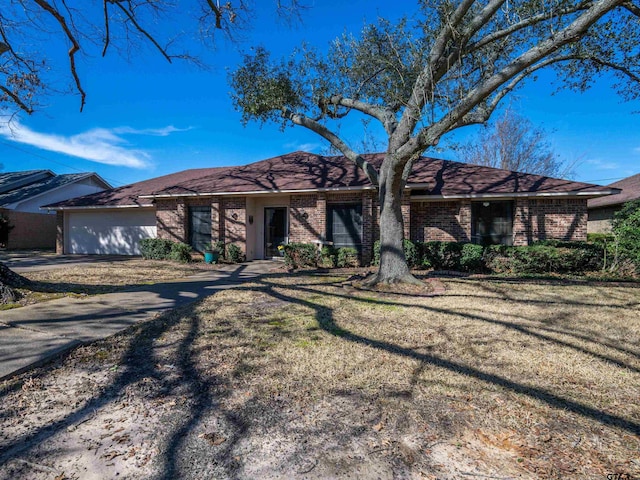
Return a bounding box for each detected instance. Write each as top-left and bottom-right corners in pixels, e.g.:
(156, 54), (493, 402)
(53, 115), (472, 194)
(483, 202), (490, 207)
(301, 210), (309, 220)
(231, 212), (239, 220)
(248, 215), (254, 225)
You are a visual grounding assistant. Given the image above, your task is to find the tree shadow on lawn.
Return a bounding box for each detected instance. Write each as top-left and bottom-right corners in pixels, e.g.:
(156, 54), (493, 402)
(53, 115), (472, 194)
(1, 269), (638, 478)
(254, 274), (640, 437)
(0, 265), (257, 479)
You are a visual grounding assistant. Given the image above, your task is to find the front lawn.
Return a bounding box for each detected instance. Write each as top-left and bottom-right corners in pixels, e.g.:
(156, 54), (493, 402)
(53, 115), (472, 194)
(3, 259), (219, 309)
(0, 273), (638, 479)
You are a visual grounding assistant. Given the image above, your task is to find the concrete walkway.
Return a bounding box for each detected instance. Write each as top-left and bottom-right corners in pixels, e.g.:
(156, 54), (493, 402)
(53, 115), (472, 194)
(0, 261), (278, 380)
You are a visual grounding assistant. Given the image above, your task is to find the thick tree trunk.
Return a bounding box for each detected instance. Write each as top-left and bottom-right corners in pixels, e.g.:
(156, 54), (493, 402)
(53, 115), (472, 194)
(365, 157), (421, 286)
(0, 262), (30, 304)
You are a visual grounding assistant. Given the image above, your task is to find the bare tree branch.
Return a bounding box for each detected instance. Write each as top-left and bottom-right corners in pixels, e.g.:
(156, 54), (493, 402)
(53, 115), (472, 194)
(283, 108), (380, 186)
(0, 85), (33, 114)
(33, 0), (86, 111)
(111, 1), (172, 63)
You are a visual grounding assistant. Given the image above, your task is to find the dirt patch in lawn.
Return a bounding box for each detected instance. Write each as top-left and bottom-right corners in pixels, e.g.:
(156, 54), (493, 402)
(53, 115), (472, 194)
(0, 274), (638, 479)
(3, 260), (221, 309)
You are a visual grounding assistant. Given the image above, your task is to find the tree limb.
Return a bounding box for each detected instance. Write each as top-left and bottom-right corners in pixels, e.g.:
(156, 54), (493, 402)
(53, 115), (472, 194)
(33, 0), (86, 111)
(111, 1), (172, 63)
(468, 2), (595, 54)
(320, 95), (398, 135)
(0, 85), (33, 114)
(410, 0), (625, 153)
(283, 108), (380, 186)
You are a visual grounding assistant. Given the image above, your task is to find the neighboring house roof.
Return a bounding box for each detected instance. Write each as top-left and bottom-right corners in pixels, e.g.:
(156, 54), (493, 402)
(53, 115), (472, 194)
(0, 171), (112, 209)
(0, 170), (54, 195)
(587, 173), (640, 209)
(46, 151), (617, 209)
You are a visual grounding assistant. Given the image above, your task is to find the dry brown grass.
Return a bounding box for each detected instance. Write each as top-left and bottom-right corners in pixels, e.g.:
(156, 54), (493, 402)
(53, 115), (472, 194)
(1, 272), (638, 478)
(7, 259), (217, 308)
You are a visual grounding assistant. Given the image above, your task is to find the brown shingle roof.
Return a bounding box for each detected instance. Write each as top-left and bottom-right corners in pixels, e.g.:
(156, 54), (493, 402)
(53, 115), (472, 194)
(46, 151), (615, 209)
(588, 173), (640, 209)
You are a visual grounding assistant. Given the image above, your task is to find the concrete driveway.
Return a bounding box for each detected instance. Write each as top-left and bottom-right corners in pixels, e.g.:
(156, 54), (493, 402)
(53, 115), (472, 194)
(0, 250), (139, 273)
(0, 259), (279, 380)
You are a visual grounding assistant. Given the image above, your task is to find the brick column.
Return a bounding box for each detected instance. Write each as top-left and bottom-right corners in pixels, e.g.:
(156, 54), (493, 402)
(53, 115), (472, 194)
(223, 197), (247, 253)
(317, 193), (327, 241)
(513, 198), (530, 246)
(362, 191), (374, 265)
(458, 200), (472, 242)
(211, 196), (221, 241)
(401, 191), (411, 240)
(56, 211), (64, 254)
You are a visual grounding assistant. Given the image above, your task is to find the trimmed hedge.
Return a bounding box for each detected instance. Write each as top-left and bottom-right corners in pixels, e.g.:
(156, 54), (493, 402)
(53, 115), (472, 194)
(283, 242), (318, 269)
(337, 247), (359, 267)
(169, 242), (193, 263)
(371, 238), (606, 275)
(139, 238), (193, 263)
(140, 238), (174, 260)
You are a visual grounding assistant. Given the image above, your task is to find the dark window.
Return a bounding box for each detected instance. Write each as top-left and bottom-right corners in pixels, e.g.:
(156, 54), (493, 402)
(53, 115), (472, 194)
(472, 201), (514, 246)
(189, 206), (211, 252)
(328, 204), (363, 251)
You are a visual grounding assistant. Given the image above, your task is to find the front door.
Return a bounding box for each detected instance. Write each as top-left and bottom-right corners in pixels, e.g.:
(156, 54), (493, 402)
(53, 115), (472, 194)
(264, 207), (287, 258)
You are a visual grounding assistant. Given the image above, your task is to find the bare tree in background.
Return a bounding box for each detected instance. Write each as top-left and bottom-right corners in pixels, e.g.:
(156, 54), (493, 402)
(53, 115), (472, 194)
(457, 109), (576, 178)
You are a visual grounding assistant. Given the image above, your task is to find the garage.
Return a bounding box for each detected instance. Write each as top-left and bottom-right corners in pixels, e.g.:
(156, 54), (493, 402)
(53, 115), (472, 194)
(65, 208), (157, 255)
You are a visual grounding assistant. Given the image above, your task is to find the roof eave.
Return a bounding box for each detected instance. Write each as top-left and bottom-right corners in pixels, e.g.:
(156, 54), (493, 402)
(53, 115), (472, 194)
(45, 203), (154, 211)
(410, 190), (618, 201)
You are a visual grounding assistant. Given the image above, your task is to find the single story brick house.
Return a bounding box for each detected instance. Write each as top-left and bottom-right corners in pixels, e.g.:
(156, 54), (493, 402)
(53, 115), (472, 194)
(45, 151), (617, 261)
(587, 173), (640, 233)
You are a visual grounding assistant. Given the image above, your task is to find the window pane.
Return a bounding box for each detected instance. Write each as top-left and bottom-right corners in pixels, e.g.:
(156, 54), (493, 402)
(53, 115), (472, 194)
(328, 204), (363, 251)
(471, 201), (513, 246)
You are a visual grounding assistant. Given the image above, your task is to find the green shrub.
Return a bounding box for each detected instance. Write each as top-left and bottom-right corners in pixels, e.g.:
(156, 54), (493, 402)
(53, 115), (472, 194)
(612, 199), (640, 273)
(403, 239), (419, 268)
(139, 238), (174, 260)
(460, 243), (484, 272)
(372, 240), (381, 266)
(283, 243), (318, 269)
(484, 243), (604, 274)
(169, 242), (193, 263)
(319, 245), (337, 268)
(226, 243), (244, 263)
(205, 240), (225, 254)
(337, 247), (359, 267)
(420, 241), (463, 270)
(587, 233), (614, 244)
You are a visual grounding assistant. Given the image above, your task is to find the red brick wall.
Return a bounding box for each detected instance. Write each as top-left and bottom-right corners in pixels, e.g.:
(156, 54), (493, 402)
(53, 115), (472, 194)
(289, 194), (325, 243)
(223, 197), (246, 252)
(524, 198), (587, 243)
(1, 209), (57, 249)
(156, 198), (186, 243)
(410, 201), (472, 242)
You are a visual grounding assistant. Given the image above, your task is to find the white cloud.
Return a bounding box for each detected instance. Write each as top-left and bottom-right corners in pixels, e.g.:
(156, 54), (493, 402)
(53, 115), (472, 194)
(585, 158), (620, 170)
(112, 125), (193, 136)
(283, 142), (321, 152)
(0, 121), (190, 168)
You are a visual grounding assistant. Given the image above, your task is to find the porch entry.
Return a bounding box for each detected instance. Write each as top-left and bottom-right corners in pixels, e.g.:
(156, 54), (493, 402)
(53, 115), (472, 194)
(264, 207), (287, 258)
(188, 206), (211, 252)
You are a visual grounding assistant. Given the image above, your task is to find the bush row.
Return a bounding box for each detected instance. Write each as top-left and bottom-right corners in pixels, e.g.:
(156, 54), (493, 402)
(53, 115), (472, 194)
(372, 239), (606, 274)
(139, 238), (193, 263)
(282, 243), (359, 269)
(139, 238), (245, 264)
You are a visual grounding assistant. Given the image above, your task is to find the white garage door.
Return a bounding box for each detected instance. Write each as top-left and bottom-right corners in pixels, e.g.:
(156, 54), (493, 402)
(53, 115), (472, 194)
(66, 208), (157, 255)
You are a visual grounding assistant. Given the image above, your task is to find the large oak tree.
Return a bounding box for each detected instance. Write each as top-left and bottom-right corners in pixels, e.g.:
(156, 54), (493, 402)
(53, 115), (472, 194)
(230, 0), (640, 284)
(1, 1), (639, 287)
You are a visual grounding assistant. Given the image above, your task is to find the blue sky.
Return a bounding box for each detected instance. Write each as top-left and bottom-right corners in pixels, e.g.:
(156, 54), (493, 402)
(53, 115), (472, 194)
(0, 1), (638, 188)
